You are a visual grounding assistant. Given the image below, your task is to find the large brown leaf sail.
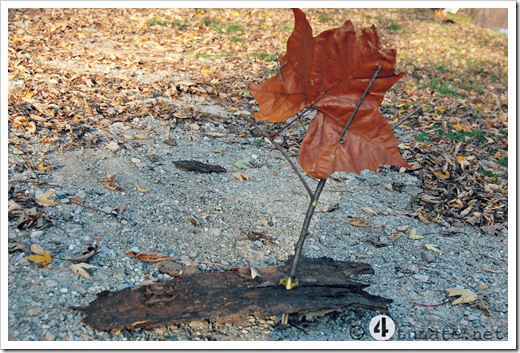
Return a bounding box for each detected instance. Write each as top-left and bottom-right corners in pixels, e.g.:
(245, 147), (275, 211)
(249, 9), (410, 179)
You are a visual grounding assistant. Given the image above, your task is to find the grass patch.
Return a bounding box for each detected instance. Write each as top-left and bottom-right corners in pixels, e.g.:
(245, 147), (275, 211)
(428, 77), (461, 97)
(317, 11), (331, 23)
(255, 52), (278, 62)
(147, 19), (169, 27)
(416, 132), (433, 142)
(478, 168), (498, 178)
(196, 53), (214, 59)
(496, 157), (508, 167)
(147, 19), (187, 29)
(435, 126), (491, 144)
(253, 139), (266, 148)
(203, 18), (224, 33)
(226, 24), (243, 33)
(387, 21), (402, 32)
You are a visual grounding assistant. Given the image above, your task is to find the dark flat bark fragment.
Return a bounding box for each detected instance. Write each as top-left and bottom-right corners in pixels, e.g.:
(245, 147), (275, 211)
(73, 257), (391, 331)
(172, 160), (226, 173)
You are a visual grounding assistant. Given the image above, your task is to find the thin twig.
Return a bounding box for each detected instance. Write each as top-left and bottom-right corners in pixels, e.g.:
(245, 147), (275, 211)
(244, 115), (313, 198)
(276, 57), (286, 82)
(269, 106), (313, 139)
(289, 178), (327, 279)
(70, 200), (113, 216)
(392, 105), (423, 129)
(411, 300), (447, 307)
(339, 66), (382, 143)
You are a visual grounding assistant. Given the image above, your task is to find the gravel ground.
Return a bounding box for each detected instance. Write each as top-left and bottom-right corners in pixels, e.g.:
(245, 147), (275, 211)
(6, 95), (509, 346)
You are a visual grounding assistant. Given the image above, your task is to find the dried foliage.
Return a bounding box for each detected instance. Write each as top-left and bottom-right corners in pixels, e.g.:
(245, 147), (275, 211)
(249, 9), (409, 178)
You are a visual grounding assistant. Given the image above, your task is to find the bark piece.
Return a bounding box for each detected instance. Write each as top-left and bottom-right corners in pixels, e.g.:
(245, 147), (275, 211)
(73, 257), (391, 331)
(172, 160), (226, 173)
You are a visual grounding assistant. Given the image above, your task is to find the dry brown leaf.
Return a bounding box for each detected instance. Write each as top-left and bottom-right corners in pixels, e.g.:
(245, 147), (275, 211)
(348, 218), (371, 227)
(134, 133), (152, 140)
(8, 242), (27, 253)
(408, 228), (424, 240)
(35, 160), (52, 172)
(361, 206), (378, 216)
(102, 174), (126, 192)
(424, 244), (442, 253)
(433, 170), (450, 179)
(70, 263), (98, 279)
(383, 183), (393, 191)
(8, 200), (22, 213)
(35, 191), (58, 207)
(232, 172), (252, 181)
(447, 199), (464, 208)
(126, 251), (170, 263)
(135, 183), (149, 193)
(388, 233), (403, 241)
(30, 243), (45, 255)
(69, 245), (99, 263)
(456, 155), (471, 169)
(446, 288), (477, 305)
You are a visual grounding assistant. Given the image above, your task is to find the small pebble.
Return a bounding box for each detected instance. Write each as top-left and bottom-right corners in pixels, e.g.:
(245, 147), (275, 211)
(421, 251), (436, 263)
(413, 274), (430, 282)
(45, 279), (58, 288)
(106, 141), (119, 151)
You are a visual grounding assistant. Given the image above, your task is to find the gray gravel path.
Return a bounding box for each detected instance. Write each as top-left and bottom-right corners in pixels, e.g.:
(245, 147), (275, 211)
(6, 98), (509, 345)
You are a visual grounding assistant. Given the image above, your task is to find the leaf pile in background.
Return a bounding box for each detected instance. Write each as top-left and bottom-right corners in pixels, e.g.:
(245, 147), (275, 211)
(8, 8), (507, 230)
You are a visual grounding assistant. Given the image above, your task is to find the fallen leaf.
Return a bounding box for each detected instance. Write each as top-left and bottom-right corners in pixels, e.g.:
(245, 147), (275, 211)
(446, 288), (477, 305)
(434, 170), (450, 179)
(388, 233), (403, 241)
(250, 267), (261, 279)
(424, 244), (442, 253)
(447, 199), (464, 209)
(8, 200), (22, 213)
(35, 160), (52, 172)
(134, 133), (152, 140)
(68, 245), (99, 263)
(135, 183), (149, 193)
(249, 9), (409, 179)
(456, 155), (470, 169)
(27, 250), (52, 267)
(233, 160), (250, 169)
(361, 206), (378, 216)
(35, 191), (58, 207)
(30, 243), (45, 255)
(233, 172), (252, 181)
(70, 263), (98, 279)
(163, 138), (177, 146)
(102, 174), (127, 192)
(408, 228), (424, 240)
(8, 242), (27, 253)
(126, 251), (170, 263)
(348, 218), (371, 227)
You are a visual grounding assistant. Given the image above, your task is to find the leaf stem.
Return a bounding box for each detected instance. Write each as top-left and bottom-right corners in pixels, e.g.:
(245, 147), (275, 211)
(288, 178), (327, 279)
(339, 66), (382, 143)
(244, 115), (313, 198)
